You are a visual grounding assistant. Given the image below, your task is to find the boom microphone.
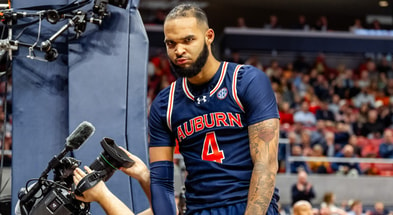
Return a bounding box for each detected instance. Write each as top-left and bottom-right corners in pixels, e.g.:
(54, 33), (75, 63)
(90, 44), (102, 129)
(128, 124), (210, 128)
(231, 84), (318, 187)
(65, 121), (95, 150)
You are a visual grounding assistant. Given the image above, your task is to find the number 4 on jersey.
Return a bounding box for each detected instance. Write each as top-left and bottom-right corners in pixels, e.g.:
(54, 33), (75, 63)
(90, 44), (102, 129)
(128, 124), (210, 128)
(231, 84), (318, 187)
(202, 132), (225, 163)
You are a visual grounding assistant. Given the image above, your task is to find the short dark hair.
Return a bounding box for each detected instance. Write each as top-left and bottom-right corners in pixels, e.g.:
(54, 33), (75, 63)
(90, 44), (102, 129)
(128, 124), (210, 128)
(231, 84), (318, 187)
(165, 3), (209, 27)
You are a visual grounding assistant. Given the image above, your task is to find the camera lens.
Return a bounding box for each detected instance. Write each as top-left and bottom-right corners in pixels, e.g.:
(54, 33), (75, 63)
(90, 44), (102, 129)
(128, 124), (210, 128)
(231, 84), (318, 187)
(89, 137), (134, 181)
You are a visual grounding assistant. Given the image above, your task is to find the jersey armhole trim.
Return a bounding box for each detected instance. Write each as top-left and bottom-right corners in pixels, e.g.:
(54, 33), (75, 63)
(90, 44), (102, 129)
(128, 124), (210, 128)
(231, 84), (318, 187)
(166, 81), (176, 131)
(232, 65), (245, 112)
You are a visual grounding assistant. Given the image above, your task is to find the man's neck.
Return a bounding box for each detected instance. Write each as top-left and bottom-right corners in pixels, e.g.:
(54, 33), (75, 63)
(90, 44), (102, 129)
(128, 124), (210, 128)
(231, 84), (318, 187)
(187, 58), (220, 85)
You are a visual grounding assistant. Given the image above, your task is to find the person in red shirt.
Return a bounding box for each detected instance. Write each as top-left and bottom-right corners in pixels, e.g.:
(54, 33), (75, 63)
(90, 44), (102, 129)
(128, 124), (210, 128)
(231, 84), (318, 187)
(279, 101), (294, 125)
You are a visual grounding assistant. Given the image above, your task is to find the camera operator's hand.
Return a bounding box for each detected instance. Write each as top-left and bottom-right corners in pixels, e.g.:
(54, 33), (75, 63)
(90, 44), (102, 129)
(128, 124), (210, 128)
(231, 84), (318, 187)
(73, 166), (137, 215)
(118, 147), (150, 181)
(118, 147), (151, 202)
(73, 166), (108, 203)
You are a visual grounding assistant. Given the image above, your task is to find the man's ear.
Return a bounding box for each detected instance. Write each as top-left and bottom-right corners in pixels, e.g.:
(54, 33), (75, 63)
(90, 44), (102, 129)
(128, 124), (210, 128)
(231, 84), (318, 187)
(205, 28), (215, 45)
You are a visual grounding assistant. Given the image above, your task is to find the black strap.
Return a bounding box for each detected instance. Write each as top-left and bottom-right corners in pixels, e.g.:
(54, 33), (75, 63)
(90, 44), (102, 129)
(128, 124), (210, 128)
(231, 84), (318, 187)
(74, 170), (105, 197)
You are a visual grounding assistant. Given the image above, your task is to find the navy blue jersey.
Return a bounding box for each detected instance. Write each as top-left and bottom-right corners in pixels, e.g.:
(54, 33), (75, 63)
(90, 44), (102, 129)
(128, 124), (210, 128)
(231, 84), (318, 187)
(149, 62), (280, 213)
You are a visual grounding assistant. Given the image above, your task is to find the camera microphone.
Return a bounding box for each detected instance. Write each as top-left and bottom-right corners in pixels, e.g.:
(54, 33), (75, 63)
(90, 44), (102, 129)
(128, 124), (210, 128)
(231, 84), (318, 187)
(65, 121), (95, 150)
(43, 121), (95, 176)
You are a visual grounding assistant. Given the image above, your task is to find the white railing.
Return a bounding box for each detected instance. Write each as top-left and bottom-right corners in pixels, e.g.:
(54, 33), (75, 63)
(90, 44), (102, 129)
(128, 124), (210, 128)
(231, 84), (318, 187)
(0, 150), (11, 156)
(287, 156), (393, 164)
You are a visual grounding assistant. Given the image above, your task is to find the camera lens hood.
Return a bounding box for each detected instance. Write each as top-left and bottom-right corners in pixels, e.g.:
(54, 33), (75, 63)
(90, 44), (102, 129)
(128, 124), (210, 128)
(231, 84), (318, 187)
(100, 137), (134, 169)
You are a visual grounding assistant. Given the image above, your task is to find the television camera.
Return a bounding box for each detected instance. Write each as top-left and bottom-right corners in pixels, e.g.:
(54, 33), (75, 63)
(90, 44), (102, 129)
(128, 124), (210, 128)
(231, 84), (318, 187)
(17, 121), (134, 215)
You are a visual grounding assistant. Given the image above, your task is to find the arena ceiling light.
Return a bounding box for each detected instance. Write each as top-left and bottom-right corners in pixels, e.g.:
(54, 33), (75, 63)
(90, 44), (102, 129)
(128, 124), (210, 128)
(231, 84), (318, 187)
(379, 0), (389, 7)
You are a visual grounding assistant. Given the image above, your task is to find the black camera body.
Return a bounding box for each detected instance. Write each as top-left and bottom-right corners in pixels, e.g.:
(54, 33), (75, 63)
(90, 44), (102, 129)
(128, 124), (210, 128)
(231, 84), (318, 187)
(18, 137), (134, 215)
(29, 185), (89, 215)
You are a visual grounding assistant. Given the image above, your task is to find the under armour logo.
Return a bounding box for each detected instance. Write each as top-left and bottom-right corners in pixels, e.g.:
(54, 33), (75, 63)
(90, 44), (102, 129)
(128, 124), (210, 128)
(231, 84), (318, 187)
(196, 95), (207, 104)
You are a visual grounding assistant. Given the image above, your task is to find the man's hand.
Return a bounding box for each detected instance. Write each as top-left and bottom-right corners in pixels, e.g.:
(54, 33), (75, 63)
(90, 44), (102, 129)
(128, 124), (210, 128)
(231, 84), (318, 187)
(73, 166), (108, 203)
(118, 147), (151, 202)
(118, 147), (150, 184)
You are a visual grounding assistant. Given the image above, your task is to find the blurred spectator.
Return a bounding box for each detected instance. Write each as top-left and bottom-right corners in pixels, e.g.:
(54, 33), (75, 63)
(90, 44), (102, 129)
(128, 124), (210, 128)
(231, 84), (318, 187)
(359, 108), (385, 139)
(324, 131), (337, 156)
(0, 131), (11, 166)
(352, 87), (375, 108)
(376, 100), (392, 128)
(226, 49), (245, 64)
(331, 144), (361, 176)
(281, 80), (296, 107)
(347, 200), (365, 215)
(300, 130), (313, 156)
(383, 79), (393, 96)
(342, 68), (355, 88)
(347, 134), (362, 157)
(349, 18), (364, 32)
(328, 94), (341, 117)
(313, 53), (336, 80)
(294, 74), (312, 99)
(290, 144), (311, 173)
(334, 121), (351, 150)
(292, 15), (310, 31)
(336, 101), (355, 126)
(313, 73), (330, 100)
(148, 52), (176, 100)
(279, 101), (294, 126)
(291, 170), (316, 206)
(294, 100), (317, 127)
(365, 59), (379, 81)
(376, 72), (388, 93)
(376, 55), (392, 77)
(379, 129), (393, 158)
(264, 14), (281, 29)
(313, 16), (329, 31)
(335, 68), (358, 99)
(370, 19), (382, 30)
(349, 80), (362, 100)
(315, 100), (335, 127)
(308, 144), (331, 174)
(369, 201), (389, 215)
(356, 70), (371, 89)
(293, 200), (313, 215)
(310, 121), (328, 151)
(357, 103), (370, 125)
(333, 77), (347, 99)
(282, 62), (295, 81)
(245, 55), (263, 71)
(236, 16), (247, 28)
(320, 192), (347, 215)
(293, 55), (310, 74)
(265, 59), (283, 79)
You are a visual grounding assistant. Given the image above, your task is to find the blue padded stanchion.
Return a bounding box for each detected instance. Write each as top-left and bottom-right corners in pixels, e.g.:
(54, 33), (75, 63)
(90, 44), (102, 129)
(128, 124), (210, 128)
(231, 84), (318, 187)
(11, 0), (70, 210)
(69, 0), (149, 214)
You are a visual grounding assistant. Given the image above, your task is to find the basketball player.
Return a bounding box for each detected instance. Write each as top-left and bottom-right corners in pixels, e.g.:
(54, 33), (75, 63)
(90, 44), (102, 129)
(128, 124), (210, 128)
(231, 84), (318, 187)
(148, 3), (280, 215)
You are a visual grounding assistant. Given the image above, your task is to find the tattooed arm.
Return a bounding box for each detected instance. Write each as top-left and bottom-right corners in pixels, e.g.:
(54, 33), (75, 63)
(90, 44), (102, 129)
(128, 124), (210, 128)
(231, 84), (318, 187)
(245, 118), (279, 215)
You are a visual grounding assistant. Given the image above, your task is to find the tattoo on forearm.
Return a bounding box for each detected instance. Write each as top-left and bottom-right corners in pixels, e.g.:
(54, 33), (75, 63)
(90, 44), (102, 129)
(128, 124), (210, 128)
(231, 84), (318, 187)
(246, 119), (279, 215)
(247, 162), (276, 214)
